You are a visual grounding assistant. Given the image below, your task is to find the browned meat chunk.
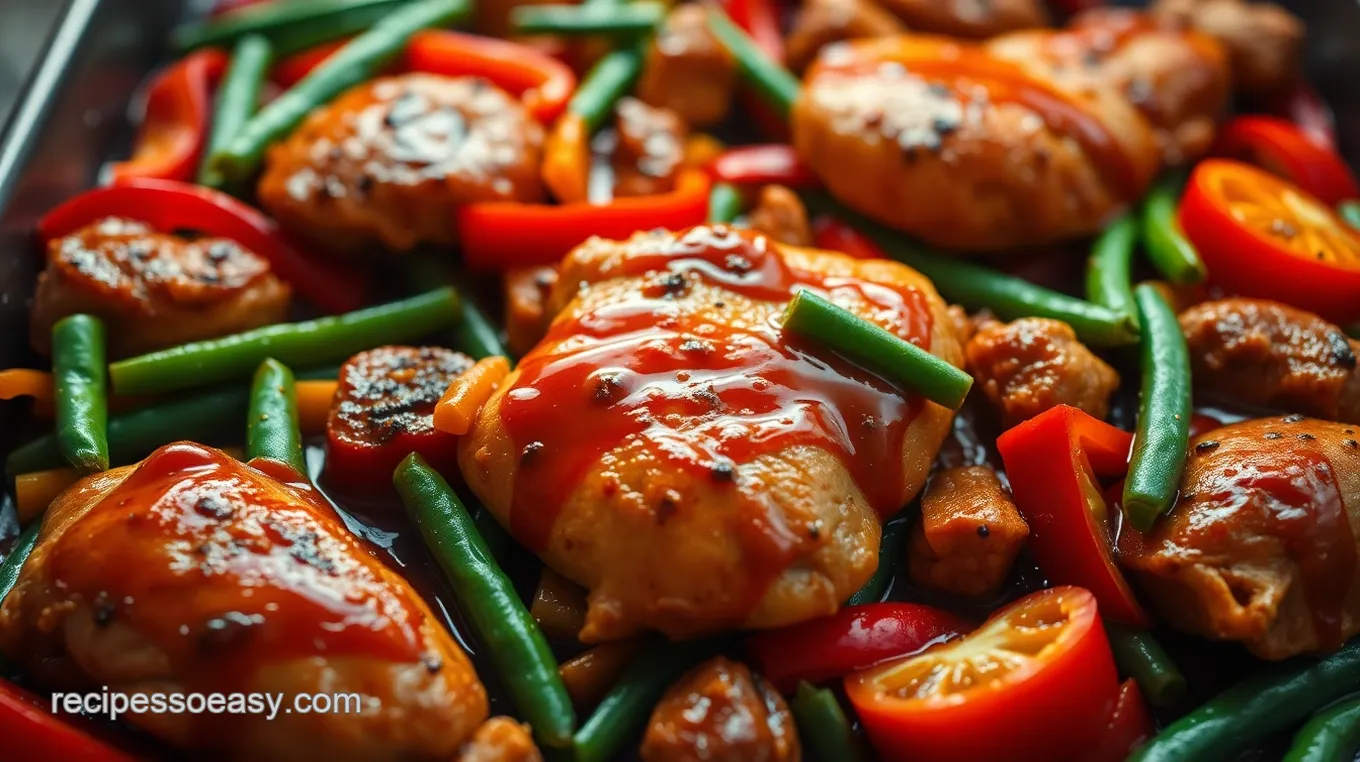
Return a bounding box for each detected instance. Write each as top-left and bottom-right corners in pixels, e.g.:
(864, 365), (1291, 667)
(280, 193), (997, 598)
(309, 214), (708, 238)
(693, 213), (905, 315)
(29, 217), (290, 358)
(505, 266), (560, 358)
(785, 0), (907, 72)
(880, 0), (1048, 39)
(965, 318), (1120, 427)
(908, 465), (1029, 597)
(637, 5), (736, 129)
(641, 657), (800, 762)
(747, 185), (814, 247)
(454, 717), (543, 762)
(1153, 0), (1303, 95)
(1120, 417), (1360, 659)
(611, 97), (688, 199)
(258, 74), (543, 253)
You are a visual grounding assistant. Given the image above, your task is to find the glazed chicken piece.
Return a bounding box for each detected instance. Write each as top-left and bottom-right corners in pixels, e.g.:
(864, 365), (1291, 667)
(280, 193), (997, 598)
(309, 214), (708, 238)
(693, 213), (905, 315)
(640, 657), (800, 762)
(908, 465), (1029, 598)
(459, 225), (963, 640)
(1153, 0), (1303, 95)
(611, 98), (688, 199)
(1180, 299), (1360, 424)
(965, 318), (1120, 427)
(29, 217), (290, 358)
(876, 0), (1048, 39)
(1120, 417), (1360, 659)
(0, 443), (487, 761)
(747, 185), (815, 247)
(637, 5), (736, 129)
(785, 0), (906, 72)
(505, 266), (560, 358)
(258, 74), (544, 254)
(454, 718), (543, 762)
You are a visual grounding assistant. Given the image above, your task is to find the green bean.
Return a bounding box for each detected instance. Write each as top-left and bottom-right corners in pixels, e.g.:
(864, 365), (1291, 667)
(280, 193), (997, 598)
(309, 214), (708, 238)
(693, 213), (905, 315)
(211, 0), (470, 182)
(1086, 213), (1139, 331)
(570, 48), (644, 133)
(783, 290), (973, 409)
(512, 2), (665, 37)
(0, 522), (41, 605)
(847, 514), (907, 605)
(1141, 172), (1207, 286)
(1131, 639), (1360, 762)
(173, 0), (408, 55)
(709, 182), (744, 224)
(110, 289), (460, 396)
(1106, 624), (1186, 708)
(1284, 696), (1360, 762)
(1122, 284), (1192, 532)
(705, 6), (800, 119)
(394, 455), (574, 748)
(790, 682), (869, 762)
(247, 359), (307, 478)
(52, 315), (108, 475)
(200, 34), (273, 188)
(1339, 200), (1360, 232)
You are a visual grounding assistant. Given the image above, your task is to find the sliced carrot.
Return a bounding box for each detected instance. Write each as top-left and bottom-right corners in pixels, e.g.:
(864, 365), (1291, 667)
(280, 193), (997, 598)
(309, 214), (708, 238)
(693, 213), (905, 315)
(433, 356), (510, 436)
(559, 638), (646, 710)
(295, 380), (338, 436)
(14, 468), (79, 524)
(542, 113), (591, 204)
(0, 369), (54, 418)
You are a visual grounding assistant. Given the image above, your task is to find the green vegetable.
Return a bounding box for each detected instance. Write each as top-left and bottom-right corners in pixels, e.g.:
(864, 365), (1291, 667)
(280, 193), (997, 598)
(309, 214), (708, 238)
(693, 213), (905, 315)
(173, 0), (409, 55)
(200, 34), (273, 188)
(1284, 696), (1360, 762)
(1141, 172), (1207, 286)
(570, 48), (644, 133)
(110, 289), (461, 396)
(0, 522), (41, 605)
(705, 6), (799, 119)
(1131, 639), (1360, 762)
(1340, 200), (1360, 232)
(247, 359), (308, 478)
(790, 682), (869, 762)
(212, 0), (470, 182)
(394, 455), (574, 748)
(1086, 213), (1139, 331)
(1106, 624), (1186, 708)
(512, 2), (665, 37)
(709, 182), (744, 224)
(51, 314), (108, 474)
(783, 290), (973, 410)
(847, 514), (907, 605)
(1122, 284), (1192, 532)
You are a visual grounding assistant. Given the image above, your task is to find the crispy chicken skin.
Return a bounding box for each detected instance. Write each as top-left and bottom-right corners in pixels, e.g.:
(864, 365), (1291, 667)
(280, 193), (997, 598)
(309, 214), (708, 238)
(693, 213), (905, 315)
(641, 657), (800, 762)
(611, 98), (688, 199)
(1153, 0), (1303, 95)
(454, 718), (543, 762)
(30, 217), (290, 358)
(965, 318), (1120, 427)
(785, 0), (906, 73)
(459, 225), (962, 640)
(0, 443), (487, 761)
(793, 35), (1161, 251)
(877, 0), (1048, 39)
(1181, 299), (1360, 424)
(258, 74), (543, 254)
(908, 465), (1029, 597)
(1120, 418), (1360, 659)
(637, 5), (736, 129)
(748, 185), (815, 248)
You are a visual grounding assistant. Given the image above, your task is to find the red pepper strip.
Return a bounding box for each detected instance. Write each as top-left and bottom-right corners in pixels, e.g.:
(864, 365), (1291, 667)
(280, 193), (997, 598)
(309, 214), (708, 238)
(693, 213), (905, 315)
(39, 180), (367, 314)
(1089, 680), (1155, 762)
(812, 216), (884, 259)
(747, 603), (970, 694)
(996, 405), (1152, 626)
(1267, 79), (1338, 152)
(708, 144), (819, 189)
(0, 679), (139, 762)
(1215, 116), (1359, 207)
(405, 31), (576, 125)
(109, 49), (229, 185)
(719, 0), (789, 141)
(459, 169), (711, 270)
(272, 38), (349, 89)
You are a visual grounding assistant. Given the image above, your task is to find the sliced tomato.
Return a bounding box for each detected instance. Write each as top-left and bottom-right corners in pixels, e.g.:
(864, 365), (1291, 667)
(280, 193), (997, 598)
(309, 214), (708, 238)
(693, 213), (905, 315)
(1215, 116), (1359, 206)
(1089, 679), (1154, 762)
(1179, 159), (1360, 324)
(845, 587), (1119, 762)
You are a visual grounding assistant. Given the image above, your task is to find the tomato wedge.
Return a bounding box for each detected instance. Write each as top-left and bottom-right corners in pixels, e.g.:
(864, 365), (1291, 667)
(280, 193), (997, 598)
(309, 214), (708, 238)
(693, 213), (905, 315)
(1089, 679), (1154, 762)
(1179, 159), (1360, 324)
(1215, 116), (1359, 206)
(845, 587), (1119, 762)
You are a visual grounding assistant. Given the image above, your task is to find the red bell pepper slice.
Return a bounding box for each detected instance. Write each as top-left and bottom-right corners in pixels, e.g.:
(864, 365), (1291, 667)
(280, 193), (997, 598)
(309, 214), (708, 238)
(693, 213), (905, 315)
(719, 0), (789, 141)
(1215, 116), (1359, 206)
(1266, 79), (1338, 152)
(272, 39), (350, 89)
(996, 405), (1151, 626)
(458, 169), (711, 270)
(38, 180), (367, 314)
(708, 144), (820, 189)
(405, 31), (576, 124)
(110, 49), (229, 185)
(0, 679), (138, 762)
(746, 603), (971, 693)
(1089, 679), (1155, 762)
(812, 216), (885, 259)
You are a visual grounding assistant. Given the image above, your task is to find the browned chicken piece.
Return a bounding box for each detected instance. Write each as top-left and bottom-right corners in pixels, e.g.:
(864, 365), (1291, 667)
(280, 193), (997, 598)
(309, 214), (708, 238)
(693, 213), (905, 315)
(1180, 299), (1360, 424)
(454, 718), (543, 762)
(637, 5), (736, 129)
(459, 225), (963, 640)
(505, 266), (560, 357)
(1153, 0), (1303, 95)
(1120, 417), (1360, 659)
(612, 97), (688, 199)
(29, 217), (290, 358)
(878, 0), (1049, 39)
(965, 318), (1120, 427)
(908, 465), (1029, 597)
(258, 74), (544, 254)
(793, 35), (1161, 251)
(989, 8), (1231, 164)
(785, 0), (907, 73)
(641, 657), (800, 762)
(747, 185), (815, 247)
(0, 442), (487, 761)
